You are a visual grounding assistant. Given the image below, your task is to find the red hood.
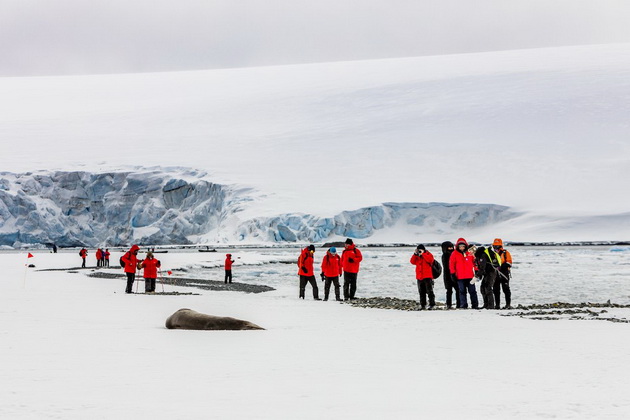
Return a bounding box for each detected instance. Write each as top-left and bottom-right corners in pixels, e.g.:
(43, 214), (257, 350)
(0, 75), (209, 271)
(129, 244), (140, 253)
(455, 238), (468, 247)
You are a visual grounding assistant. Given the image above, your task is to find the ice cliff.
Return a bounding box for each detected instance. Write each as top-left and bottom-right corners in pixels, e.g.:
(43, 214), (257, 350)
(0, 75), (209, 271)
(0, 169), (518, 247)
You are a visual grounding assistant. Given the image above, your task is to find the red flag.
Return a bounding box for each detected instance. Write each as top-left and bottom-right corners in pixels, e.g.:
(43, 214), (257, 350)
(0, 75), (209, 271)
(167, 270), (172, 275)
(27, 253), (34, 258)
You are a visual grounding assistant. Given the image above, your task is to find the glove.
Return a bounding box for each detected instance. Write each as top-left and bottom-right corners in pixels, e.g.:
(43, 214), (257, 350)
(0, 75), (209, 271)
(300, 266), (307, 274)
(320, 273), (326, 281)
(451, 274), (458, 282)
(348, 258), (355, 263)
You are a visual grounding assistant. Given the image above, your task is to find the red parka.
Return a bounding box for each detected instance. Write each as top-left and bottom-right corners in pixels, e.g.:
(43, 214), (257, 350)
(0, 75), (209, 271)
(449, 238), (475, 280)
(410, 251), (435, 280)
(225, 254), (234, 270)
(141, 257), (161, 279)
(341, 245), (363, 274)
(297, 248), (315, 276)
(122, 245), (140, 274)
(96, 249), (102, 260)
(321, 252), (342, 277)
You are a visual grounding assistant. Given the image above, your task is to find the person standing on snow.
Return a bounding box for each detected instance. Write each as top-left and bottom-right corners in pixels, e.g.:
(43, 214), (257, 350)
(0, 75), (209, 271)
(441, 241), (460, 309)
(139, 251), (161, 293)
(95, 248), (102, 267)
(474, 246), (502, 309)
(297, 245), (321, 300)
(449, 238), (479, 309)
(121, 244), (140, 294)
(104, 249), (110, 267)
(224, 253), (235, 284)
(492, 238), (513, 309)
(321, 247), (343, 301)
(410, 244), (436, 310)
(341, 238), (363, 301)
(79, 247), (88, 268)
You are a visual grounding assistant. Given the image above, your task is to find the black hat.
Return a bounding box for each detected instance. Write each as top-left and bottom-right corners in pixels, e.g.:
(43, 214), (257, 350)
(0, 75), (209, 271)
(416, 244), (426, 251)
(345, 238), (354, 245)
(308, 245), (315, 251)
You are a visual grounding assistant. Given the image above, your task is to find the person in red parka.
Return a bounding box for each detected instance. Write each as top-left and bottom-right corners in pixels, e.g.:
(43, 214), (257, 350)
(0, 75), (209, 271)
(121, 244), (140, 294)
(449, 238), (479, 309)
(297, 245), (321, 300)
(321, 247), (342, 301)
(104, 249), (110, 267)
(79, 248), (88, 268)
(410, 244), (436, 310)
(225, 253), (235, 284)
(341, 238), (363, 300)
(95, 248), (102, 267)
(139, 251), (161, 293)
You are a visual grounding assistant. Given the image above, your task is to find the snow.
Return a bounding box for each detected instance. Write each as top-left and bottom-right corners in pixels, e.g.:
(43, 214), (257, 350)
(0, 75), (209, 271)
(2, 248), (630, 419)
(1, 44), (629, 244)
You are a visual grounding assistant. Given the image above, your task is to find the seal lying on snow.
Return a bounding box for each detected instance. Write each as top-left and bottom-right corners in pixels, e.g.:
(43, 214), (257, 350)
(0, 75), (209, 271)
(165, 308), (265, 330)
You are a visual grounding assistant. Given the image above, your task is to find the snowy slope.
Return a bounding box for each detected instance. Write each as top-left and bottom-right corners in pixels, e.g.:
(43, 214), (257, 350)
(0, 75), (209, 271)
(1, 44), (629, 243)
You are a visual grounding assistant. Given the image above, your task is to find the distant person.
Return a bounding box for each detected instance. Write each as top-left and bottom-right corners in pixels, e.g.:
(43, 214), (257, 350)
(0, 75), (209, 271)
(441, 241), (460, 309)
(297, 245), (321, 300)
(474, 246), (501, 309)
(104, 249), (110, 267)
(224, 253), (235, 284)
(121, 244), (140, 294)
(492, 238), (513, 309)
(341, 238), (363, 301)
(139, 251), (161, 293)
(320, 247), (342, 301)
(52, 244), (57, 253)
(410, 244), (436, 310)
(95, 248), (102, 267)
(449, 238), (479, 309)
(79, 248), (88, 268)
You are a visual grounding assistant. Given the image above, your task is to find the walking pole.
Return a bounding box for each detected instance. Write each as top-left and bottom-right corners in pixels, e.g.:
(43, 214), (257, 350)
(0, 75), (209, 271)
(159, 268), (165, 293)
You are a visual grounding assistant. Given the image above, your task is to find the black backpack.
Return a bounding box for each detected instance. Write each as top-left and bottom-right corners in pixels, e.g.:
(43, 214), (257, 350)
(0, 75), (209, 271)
(431, 260), (442, 279)
(120, 254), (126, 268)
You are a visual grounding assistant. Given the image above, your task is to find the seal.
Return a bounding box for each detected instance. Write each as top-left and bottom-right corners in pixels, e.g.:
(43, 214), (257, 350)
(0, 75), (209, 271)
(165, 308), (265, 330)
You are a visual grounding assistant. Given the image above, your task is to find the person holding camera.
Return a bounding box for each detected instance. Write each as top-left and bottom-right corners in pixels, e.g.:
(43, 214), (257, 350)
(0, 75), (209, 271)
(297, 245), (321, 300)
(410, 244), (436, 310)
(341, 238), (363, 300)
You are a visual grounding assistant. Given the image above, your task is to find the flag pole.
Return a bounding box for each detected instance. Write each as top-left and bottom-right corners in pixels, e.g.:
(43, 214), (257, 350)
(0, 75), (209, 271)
(24, 252), (34, 288)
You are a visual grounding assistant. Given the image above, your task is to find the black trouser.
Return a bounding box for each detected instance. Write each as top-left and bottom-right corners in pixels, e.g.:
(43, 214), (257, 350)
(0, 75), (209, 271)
(81, 258), (86, 268)
(480, 270), (496, 309)
(105, 259), (109, 267)
(299, 275), (319, 299)
(417, 278), (435, 308)
(145, 278), (156, 293)
(445, 277), (460, 308)
(343, 272), (358, 300)
(125, 272), (135, 293)
(493, 271), (511, 308)
(324, 276), (341, 300)
(225, 270), (232, 284)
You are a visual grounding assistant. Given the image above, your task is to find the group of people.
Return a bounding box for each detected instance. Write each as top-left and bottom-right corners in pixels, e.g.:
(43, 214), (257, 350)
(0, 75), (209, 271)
(120, 245), (162, 293)
(78, 247), (110, 268)
(413, 238), (512, 310)
(298, 237), (513, 310)
(297, 238), (363, 301)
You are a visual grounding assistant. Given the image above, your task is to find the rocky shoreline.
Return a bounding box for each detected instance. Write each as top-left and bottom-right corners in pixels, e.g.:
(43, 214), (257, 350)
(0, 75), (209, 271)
(344, 297), (630, 323)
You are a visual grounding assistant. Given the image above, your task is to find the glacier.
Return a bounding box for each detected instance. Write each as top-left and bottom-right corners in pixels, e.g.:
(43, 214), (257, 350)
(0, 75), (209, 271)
(0, 169), (519, 247)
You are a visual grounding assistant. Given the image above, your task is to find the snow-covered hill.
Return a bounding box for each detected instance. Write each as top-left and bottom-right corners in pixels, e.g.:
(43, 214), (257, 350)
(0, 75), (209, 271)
(1, 44), (629, 244)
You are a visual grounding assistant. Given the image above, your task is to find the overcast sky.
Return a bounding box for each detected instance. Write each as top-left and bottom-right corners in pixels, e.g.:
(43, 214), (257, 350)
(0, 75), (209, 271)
(2, 0), (630, 76)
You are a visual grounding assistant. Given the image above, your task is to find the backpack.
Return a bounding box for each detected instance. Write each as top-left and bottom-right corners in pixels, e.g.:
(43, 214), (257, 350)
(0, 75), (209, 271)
(120, 255), (126, 268)
(431, 260), (442, 279)
(78, 250), (82, 256)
